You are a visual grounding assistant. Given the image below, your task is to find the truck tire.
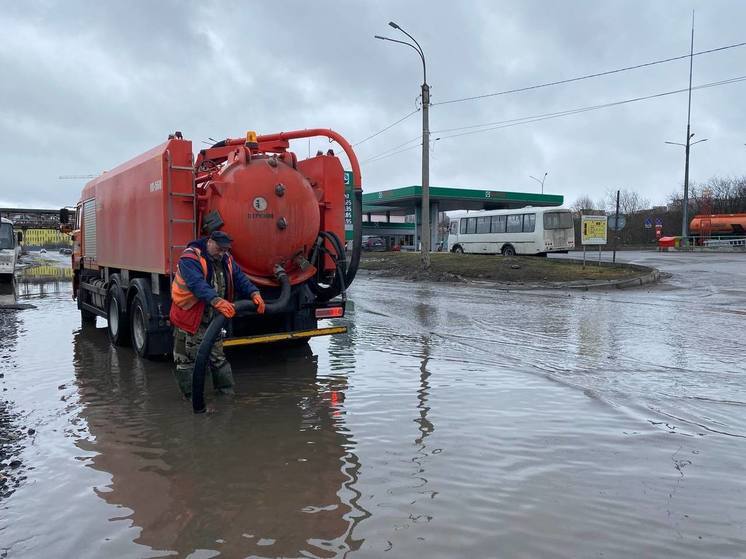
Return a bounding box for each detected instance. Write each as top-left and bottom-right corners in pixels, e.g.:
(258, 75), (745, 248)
(501, 244), (516, 257)
(453, 245), (464, 254)
(130, 290), (153, 358)
(78, 285), (97, 325)
(106, 277), (131, 347)
(128, 278), (172, 359)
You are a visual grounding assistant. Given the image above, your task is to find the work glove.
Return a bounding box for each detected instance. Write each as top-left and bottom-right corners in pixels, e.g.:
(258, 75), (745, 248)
(252, 292), (266, 314)
(212, 297), (236, 318)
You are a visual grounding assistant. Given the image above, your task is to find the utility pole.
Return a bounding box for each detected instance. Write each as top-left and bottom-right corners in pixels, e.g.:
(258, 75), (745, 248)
(612, 189), (620, 263)
(681, 12), (695, 246)
(375, 22), (431, 268)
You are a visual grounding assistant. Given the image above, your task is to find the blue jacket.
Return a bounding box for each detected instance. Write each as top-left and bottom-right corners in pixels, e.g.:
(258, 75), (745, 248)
(178, 238), (259, 304)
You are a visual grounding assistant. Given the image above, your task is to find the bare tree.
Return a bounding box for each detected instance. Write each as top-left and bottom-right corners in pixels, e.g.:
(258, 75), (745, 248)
(570, 194), (598, 215)
(602, 188), (650, 215)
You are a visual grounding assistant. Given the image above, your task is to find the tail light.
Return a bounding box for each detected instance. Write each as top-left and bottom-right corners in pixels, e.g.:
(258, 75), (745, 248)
(315, 306), (344, 319)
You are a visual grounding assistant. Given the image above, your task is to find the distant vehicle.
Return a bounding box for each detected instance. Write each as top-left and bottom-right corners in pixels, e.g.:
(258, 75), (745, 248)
(362, 235), (385, 251)
(447, 207), (575, 256)
(40, 248), (47, 254)
(0, 217), (19, 282)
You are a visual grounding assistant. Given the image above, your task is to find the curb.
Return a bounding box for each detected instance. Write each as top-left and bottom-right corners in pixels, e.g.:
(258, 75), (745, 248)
(565, 267), (661, 291)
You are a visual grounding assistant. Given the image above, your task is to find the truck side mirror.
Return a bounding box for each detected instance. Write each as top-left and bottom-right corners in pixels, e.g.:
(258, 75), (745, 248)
(60, 208), (70, 224)
(17, 231), (23, 243)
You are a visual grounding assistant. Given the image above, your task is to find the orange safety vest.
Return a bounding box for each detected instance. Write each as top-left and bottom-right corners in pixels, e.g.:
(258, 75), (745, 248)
(169, 246), (235, 334)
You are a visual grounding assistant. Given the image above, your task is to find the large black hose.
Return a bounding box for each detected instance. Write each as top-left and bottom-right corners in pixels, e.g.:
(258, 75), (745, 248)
(191, 268), (291, 413)
(309, 231), (347, 302)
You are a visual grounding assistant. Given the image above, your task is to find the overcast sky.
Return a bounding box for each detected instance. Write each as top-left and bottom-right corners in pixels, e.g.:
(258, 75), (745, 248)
(1, 0), (745, 210)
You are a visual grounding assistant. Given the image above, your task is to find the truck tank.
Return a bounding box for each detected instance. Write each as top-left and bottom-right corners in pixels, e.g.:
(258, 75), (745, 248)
(69, 129), (362, 359)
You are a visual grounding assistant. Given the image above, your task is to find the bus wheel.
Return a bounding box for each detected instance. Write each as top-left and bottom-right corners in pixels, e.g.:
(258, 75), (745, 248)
(501, 245), (516, 257)
(106, 278), (131, 347)
(453, 245), (464, 254)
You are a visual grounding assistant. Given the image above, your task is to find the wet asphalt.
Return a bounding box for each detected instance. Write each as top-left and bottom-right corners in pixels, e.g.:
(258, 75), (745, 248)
(0, 250), (745, 558)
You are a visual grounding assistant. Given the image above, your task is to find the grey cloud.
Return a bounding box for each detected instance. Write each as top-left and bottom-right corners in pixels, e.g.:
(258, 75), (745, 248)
(1, 0), (744, 209)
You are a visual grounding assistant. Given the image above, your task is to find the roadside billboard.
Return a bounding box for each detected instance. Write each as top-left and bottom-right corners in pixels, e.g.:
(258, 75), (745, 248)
(581, 216), (608, 245)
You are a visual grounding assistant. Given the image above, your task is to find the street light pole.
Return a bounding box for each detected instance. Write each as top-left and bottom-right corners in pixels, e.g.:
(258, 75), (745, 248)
(375, 22), (431, 268)
(681, 12), (695, 244)
(529, 171), (548, 194)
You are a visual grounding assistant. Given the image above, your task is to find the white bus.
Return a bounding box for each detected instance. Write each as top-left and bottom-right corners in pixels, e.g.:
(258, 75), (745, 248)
(447, 207), (575, 256)
(0, 217), (20, 282)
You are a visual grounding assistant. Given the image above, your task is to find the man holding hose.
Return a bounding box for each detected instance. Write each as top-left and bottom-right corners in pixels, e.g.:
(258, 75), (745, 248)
(169, 230), (265, 398)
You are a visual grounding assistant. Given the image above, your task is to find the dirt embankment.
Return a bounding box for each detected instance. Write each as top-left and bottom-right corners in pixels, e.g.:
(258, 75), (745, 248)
(359, 252), (656, 288)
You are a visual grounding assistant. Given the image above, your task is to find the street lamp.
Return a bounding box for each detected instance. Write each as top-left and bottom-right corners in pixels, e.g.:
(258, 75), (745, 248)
(665, 134), (707, 240)
(529, 171), (548, 194)
(375, 22), (431, 268)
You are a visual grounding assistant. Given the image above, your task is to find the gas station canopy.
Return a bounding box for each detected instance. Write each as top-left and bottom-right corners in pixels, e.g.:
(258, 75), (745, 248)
(363, 186), (563, 214)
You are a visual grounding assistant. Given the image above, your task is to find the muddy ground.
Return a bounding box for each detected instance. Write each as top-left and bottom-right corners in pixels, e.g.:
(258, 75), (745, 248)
(359, 251), (648, 285)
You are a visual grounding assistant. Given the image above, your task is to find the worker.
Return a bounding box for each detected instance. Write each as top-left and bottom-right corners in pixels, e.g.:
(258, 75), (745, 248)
(169, 230), (265, 398)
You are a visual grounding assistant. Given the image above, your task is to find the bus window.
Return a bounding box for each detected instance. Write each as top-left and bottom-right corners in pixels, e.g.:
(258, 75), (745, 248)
(544, 211), (573, 229)
(491, 215), (506, 233)
(460, 219), (467, 234)
(476, 216), (490, 233)
(523, 214), (536, 232)
(467, 217), (477, 234)
(506, 214), (522, 233)
(449, 220), (459, 234)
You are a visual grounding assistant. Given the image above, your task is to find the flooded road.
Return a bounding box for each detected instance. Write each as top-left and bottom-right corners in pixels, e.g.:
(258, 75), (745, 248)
(1, 251), (745, 558)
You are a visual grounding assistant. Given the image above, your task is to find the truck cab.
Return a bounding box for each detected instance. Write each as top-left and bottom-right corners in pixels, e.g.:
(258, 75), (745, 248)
(0, 217), (19, 282)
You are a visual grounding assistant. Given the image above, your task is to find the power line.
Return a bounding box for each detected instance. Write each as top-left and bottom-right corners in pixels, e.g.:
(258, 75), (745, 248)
(433, 40), (746, 106)
(360, 134), (422, 163)
(362, 143), (422, 165)
(352, 108), (420, 147)
(435, 75), (746, 140)
(361, 75), (746, 165)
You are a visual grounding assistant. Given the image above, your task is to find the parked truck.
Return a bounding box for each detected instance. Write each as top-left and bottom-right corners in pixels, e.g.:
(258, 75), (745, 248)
(0, 217), (21, 283)
(67, 129), (362, 359)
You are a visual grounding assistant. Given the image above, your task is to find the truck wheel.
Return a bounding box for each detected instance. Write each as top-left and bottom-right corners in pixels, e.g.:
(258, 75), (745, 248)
(501, 245), (516, 257)
(106, 280), (131, 346)
(79, 286), (97, 325)
(130, 291), (153, 358)
(453, 245), (464, 254)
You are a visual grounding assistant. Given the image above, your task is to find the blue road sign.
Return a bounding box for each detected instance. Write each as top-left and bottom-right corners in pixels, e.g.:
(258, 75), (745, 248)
(655, 217), (663, 227)
(644, 217), (653, 229)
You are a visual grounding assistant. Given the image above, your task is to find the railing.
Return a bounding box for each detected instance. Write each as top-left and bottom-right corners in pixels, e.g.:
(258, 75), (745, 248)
(703, 236), (746, 248)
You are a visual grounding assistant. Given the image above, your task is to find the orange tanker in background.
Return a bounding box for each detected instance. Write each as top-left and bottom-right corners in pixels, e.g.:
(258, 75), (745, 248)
(689, 213), (746, 236)
(66, 129), (362, 359)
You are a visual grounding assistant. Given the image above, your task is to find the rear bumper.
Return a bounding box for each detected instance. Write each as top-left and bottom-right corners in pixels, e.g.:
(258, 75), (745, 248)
(223, 325), (348, 347)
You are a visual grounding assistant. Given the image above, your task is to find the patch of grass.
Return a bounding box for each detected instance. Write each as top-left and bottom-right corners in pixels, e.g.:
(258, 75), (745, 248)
(360, 252), (644, 283)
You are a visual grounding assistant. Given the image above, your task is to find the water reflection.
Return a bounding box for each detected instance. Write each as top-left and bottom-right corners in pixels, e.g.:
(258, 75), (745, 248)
(72, 327), (365, 558)
(16, 264), (72, 298)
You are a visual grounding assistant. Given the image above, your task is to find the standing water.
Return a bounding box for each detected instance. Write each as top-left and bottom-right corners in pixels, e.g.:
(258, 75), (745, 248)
(1, 252), (745, 558)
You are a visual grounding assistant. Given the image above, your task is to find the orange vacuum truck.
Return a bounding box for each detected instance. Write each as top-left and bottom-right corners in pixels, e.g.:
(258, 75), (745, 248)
(65, 129), (363, 359)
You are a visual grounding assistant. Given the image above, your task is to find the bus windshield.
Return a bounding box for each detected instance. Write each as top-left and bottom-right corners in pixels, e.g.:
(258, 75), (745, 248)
(543, 212), (573, 230)
(0, 223), (14, 250)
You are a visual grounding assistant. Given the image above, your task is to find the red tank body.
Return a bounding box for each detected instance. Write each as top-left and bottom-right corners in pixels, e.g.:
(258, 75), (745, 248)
(70, 129), (363, 358)
(202, 152), (322, 286)
(689, 213), (746, 236)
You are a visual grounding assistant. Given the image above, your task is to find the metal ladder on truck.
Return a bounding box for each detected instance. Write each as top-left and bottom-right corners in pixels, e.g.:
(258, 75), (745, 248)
(165, 150), (197, 278)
